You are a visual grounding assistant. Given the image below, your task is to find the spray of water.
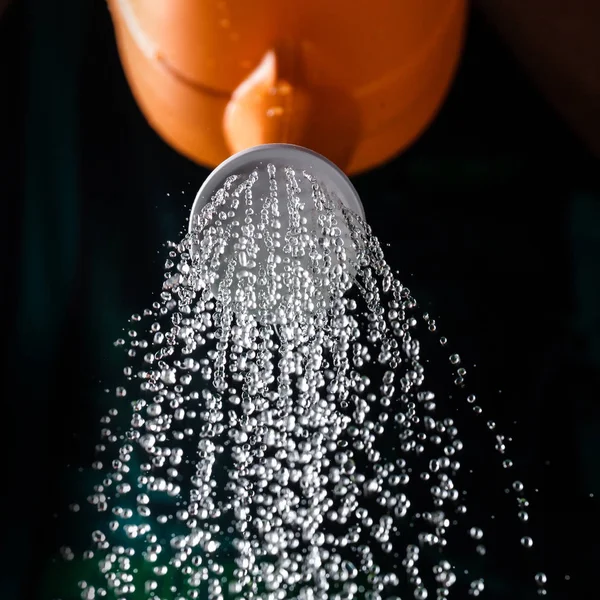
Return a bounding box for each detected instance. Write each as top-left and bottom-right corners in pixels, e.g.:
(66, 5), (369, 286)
(60, 159), (547, 599)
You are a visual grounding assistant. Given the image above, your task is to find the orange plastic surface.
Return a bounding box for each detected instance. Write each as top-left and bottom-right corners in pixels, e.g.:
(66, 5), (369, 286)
(108, 0), (467, 175)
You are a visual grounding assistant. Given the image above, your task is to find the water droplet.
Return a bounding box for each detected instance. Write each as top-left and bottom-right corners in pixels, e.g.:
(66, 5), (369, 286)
(59, 163), (545, 600)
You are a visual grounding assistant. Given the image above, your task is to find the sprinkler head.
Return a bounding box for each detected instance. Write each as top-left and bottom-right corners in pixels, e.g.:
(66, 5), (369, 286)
(188, 144), (366, 326)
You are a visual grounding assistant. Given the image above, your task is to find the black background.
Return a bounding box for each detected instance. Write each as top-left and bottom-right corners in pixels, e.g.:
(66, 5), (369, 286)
(1, 1), (599, 598)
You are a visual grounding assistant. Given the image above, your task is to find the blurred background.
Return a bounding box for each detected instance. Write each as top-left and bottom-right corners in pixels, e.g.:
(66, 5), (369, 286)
(1, 1), (599, 599)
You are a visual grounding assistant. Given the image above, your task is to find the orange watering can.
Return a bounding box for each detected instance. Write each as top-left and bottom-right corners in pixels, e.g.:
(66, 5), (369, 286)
(108, 0), (467, 175)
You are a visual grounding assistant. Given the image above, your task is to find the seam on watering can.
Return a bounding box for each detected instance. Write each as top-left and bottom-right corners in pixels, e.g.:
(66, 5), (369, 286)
(115, 0), (230, 99)
(115, 0), (466, 107)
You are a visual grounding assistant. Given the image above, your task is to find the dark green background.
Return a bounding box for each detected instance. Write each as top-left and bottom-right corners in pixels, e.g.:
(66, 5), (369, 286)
(1, 1), (599, 598)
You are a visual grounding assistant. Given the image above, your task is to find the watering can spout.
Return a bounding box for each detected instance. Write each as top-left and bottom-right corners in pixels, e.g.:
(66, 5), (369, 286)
(223, 48), (359, 171)
(108, 0), (467, 175)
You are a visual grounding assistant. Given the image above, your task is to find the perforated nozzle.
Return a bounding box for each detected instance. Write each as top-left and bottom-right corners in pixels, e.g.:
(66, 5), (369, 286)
(188, 144), (366, 326)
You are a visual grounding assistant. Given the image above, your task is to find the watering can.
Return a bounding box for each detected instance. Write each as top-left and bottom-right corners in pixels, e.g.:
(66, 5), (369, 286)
(108, 0), (467, 175)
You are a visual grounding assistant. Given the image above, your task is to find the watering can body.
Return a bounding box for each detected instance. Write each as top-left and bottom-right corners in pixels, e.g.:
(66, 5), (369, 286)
(108, 0), (467, 175)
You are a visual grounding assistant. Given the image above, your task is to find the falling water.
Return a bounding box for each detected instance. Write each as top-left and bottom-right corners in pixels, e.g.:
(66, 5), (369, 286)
(59, 162), (547, 599)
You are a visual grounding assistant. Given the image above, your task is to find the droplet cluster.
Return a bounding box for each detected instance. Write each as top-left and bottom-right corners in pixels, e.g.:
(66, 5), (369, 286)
(63, 164), (546, 599)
